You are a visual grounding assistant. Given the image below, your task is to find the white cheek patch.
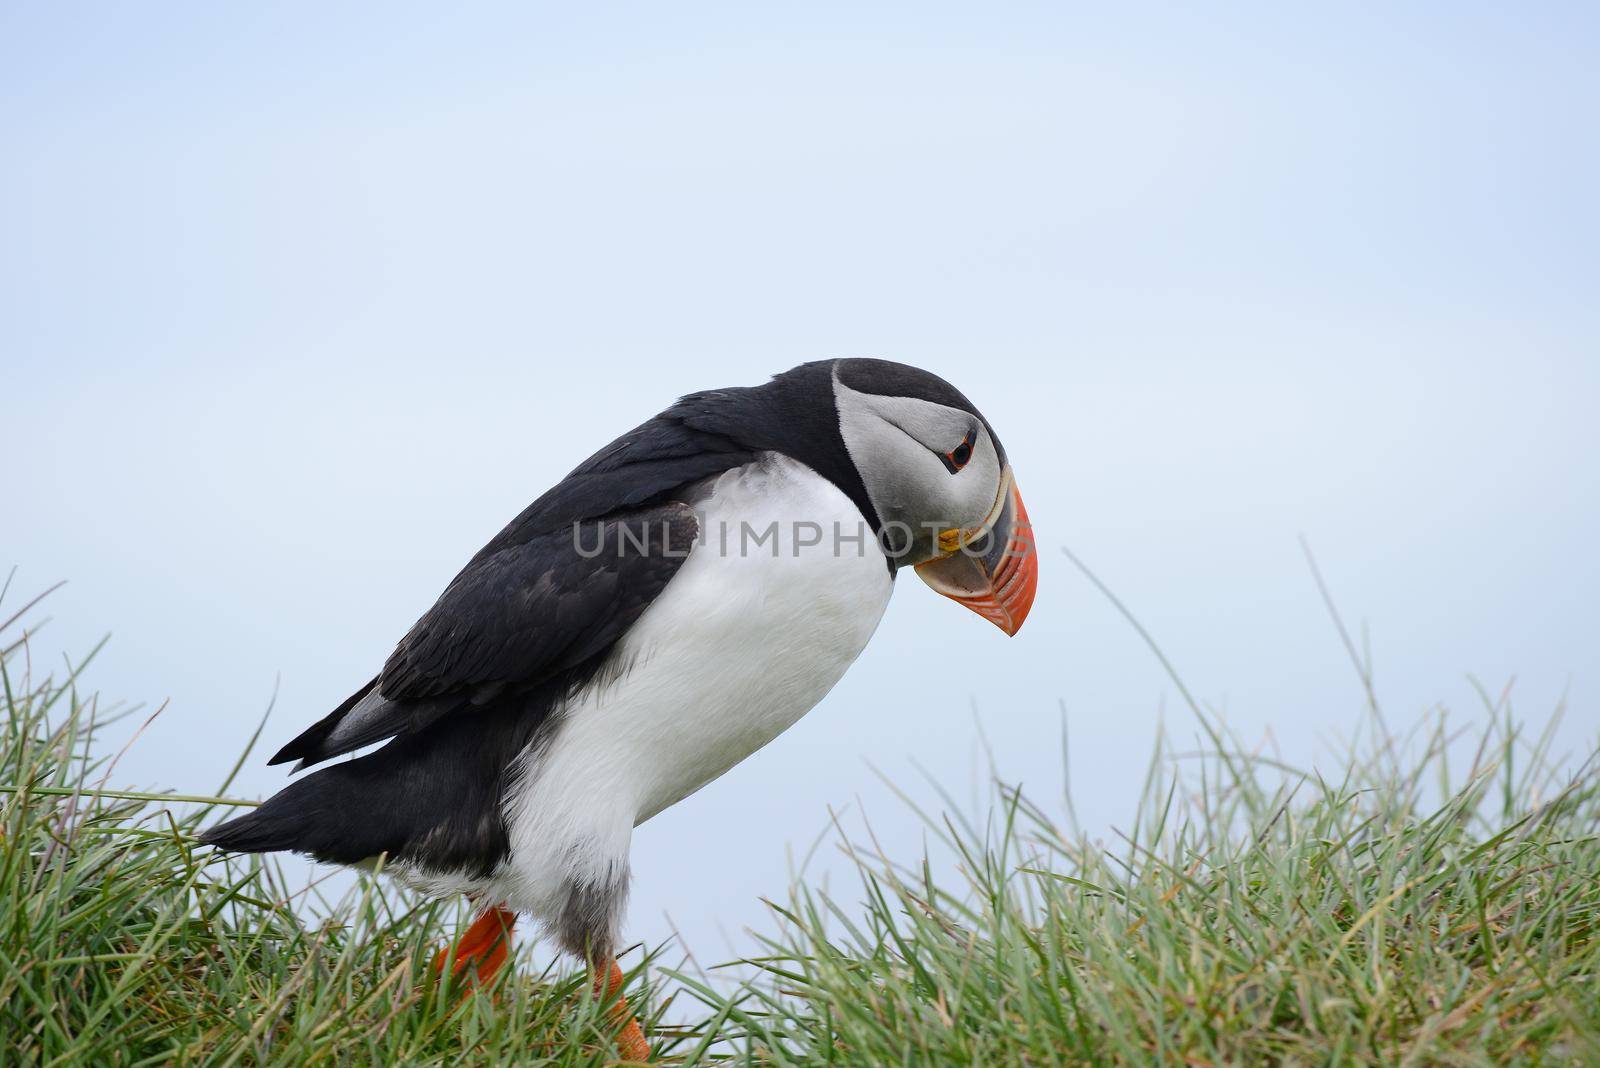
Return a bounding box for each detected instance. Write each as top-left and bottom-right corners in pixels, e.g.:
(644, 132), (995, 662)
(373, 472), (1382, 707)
(832, 376), (1005, 549)
(839, 387), (972, 455)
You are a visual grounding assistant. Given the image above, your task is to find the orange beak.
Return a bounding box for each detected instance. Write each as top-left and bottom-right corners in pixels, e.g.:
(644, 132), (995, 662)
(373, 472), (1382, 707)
(914, 470), (1037, 636)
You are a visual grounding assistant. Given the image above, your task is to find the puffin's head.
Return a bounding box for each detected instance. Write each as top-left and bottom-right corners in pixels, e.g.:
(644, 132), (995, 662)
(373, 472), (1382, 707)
(832, 358), (1038, 636)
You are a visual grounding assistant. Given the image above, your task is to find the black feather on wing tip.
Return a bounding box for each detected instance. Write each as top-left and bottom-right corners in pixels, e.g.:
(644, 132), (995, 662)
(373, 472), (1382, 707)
(266, 731), (323, 767)
(266, 733), (316, 766)
(197, 811), (280, 852)
(265, 676), (380, 767)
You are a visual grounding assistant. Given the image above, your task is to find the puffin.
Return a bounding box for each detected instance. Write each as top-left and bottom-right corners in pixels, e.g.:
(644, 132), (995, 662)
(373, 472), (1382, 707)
(202, 358), (1037, 1058)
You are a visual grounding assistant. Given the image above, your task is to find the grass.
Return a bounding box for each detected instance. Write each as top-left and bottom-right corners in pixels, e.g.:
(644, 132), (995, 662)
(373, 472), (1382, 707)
(3, 571), (1597, 1066)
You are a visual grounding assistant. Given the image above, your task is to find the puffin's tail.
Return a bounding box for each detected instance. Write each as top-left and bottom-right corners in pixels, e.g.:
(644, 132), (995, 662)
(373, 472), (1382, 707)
(198, 697), (538, 877)
(199, 766), (382, 862)
(199, 813), (291, 853)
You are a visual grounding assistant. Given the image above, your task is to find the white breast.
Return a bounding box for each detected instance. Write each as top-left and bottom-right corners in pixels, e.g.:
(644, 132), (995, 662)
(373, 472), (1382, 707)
(492, 453), (893, 921)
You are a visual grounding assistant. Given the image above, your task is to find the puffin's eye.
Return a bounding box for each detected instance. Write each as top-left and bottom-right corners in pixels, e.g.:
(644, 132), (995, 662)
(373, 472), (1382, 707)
(941, 433), (974, 474)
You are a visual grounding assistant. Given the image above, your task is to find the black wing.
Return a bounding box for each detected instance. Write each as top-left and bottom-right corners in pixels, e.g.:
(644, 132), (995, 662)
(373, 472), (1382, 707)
(205, 504), (707, 872)
(270, 504), (700, 768)
(269, 405), (754, 770)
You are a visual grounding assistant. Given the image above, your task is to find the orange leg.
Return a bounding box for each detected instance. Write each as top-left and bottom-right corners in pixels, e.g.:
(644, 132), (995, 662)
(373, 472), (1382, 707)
(595, 957), (651, 1061)
(432, 902), (518, 985)
(430, 903), (648, 1059)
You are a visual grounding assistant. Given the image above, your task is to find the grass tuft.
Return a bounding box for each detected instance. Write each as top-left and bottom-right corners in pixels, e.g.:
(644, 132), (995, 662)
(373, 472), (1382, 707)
(3, 579), (1596, 1066)
(684, 713), (1599, 1066)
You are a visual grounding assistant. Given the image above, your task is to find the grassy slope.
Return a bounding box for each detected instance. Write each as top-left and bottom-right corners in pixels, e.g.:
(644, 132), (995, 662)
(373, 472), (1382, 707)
(3, 584), (1597, 1066)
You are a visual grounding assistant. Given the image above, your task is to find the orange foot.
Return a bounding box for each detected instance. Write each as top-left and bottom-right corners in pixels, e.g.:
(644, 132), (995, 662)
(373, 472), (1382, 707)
(432, 902), (518, 986)
(430, 903), (651, 1061)
(595, 957), (651, 1061)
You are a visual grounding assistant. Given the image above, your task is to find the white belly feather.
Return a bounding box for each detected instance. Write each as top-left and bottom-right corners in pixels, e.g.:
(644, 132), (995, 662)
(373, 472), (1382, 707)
(486, 454), (892, 921)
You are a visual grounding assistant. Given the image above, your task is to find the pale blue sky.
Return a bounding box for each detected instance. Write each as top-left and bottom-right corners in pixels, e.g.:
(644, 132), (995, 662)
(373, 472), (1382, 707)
(5, 3), (1597, 960)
